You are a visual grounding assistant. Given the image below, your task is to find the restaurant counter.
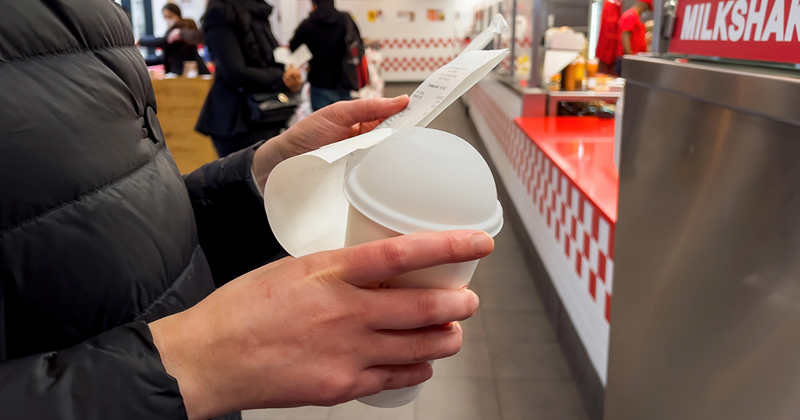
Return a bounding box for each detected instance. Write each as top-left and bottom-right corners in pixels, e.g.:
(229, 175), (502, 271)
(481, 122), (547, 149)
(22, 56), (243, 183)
(464, 76), (618, 418)
(151, 77), (218, 174)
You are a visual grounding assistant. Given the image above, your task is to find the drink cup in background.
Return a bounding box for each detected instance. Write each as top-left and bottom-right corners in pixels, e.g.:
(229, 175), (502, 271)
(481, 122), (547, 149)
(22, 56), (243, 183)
(183, 61), (198, 78)
(586, 58), (599, 78)
(342, 128), (503, 407)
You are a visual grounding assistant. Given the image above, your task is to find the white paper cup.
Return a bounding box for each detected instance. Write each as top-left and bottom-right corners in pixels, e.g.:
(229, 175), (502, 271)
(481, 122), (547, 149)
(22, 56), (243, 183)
(346, 205), (475, 408)
(344, 205), (480, 290)
(342, 128), (502, 408)
(355, 366), (430, 408)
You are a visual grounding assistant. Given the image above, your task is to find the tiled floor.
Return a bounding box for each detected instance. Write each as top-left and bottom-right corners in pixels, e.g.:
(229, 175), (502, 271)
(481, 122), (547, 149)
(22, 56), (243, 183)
(243, 84), (588, 420)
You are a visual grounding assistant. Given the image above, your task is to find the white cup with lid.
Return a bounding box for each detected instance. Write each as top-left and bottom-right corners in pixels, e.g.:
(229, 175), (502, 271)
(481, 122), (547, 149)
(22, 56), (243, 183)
(342, 127), (503, 408)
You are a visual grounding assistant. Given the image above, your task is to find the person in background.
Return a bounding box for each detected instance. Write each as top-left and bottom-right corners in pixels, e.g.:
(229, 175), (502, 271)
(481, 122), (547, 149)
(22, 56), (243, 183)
(595, 0), (621, 76)
(645, 19), (655, 51)
(290, 0), (358, 111)
(138, 3), (210, 76)
(196, 0), (303, 157)
(615, 0), (652, 75)
(168, 20), (205, 46)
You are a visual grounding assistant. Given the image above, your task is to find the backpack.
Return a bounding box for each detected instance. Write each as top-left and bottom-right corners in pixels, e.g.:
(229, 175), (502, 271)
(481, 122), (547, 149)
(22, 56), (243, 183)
(340, 12), (368, 90)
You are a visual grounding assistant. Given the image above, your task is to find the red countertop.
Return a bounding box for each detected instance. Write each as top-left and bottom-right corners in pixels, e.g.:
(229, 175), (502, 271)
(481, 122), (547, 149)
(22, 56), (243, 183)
(515, 117), (619, 222)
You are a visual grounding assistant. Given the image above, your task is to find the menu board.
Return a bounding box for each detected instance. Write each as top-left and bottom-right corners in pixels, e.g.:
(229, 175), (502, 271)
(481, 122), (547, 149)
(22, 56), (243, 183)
(669, 0), (800, 65)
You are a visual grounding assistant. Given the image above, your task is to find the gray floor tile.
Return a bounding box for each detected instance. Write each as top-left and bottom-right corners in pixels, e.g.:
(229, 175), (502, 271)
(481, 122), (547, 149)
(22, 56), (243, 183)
(486, 233), (524, 257)
(434, 340), (493, 378)
(480, 245), (527, 266)
(471, 256), (536, 288)
(460, 307), (486, 341)
(483, 311), (556, 343)
(486, 251), (525, 270)
(488, 342), (571, 380)
(497, 380), (588, 420)
(416, 378), (502, 420)
(242, 406), (329, 420)
(472, 286), (544, 312)
(327, 400), (415, 420)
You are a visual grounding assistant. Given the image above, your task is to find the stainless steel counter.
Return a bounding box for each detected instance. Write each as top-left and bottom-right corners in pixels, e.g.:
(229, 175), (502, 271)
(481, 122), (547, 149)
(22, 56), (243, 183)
(605, 56), (800, 420)
(488, 72), (550, 117)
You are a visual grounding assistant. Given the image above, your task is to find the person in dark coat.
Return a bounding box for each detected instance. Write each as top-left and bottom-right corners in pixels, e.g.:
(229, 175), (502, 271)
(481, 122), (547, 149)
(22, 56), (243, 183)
(290, 0), (360, 111)
(138, 3), (210, 76)
(196, 0), (303, 158)
(0, 0), (488, 418)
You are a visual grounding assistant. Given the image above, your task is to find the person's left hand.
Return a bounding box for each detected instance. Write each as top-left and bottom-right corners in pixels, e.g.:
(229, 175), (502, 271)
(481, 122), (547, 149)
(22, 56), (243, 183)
(283, 66), (303, 93)
(252, 95), (409, 192)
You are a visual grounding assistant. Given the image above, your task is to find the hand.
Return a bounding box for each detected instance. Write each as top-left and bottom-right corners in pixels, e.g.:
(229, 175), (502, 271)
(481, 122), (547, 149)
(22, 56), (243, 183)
(283, 66), (303, 93)
(149, 230), (492, 420)
(251, 95), (409, 193)
(167, 28), (182, 44)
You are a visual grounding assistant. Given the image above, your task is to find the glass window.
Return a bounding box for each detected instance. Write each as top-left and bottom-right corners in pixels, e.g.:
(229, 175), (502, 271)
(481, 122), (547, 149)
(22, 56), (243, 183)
(514, 0), (534, 80)
(587, 0), (603, 60)
(130, 0), (148, 40)
(497, 0), (514, 75)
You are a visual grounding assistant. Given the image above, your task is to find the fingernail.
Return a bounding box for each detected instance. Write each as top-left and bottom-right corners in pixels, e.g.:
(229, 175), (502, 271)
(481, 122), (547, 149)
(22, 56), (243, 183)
(470, 232), (494, 255)
(454, 321), (463, 333)
(468, 289), (480, 307)
(391, 94), (408, 103)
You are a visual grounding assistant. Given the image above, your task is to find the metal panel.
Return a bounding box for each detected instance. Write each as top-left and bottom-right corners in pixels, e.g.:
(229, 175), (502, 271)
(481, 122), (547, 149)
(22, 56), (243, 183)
(623, 56), (800, 127)
(522, 91), (548, 117)
(528, 0), (592, 88)
(606, 57), (800, 420)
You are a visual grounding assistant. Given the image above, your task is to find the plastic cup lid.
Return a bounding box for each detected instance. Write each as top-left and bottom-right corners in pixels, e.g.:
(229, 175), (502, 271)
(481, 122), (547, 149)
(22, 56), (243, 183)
(343, 128), (503, 236)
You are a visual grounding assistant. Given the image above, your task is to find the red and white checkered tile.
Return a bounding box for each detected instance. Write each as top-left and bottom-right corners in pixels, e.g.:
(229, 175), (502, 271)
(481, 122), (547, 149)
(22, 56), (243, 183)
(380, 56), (455, 73)
(380, 38), (457, 49)
(470, 84), (615, 324)
(516, 37), (533, 49)
(378, 38), (458, 77)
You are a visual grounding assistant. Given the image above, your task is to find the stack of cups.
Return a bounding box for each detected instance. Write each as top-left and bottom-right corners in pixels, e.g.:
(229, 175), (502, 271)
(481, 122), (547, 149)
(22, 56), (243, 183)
(343, 127), (503, 408)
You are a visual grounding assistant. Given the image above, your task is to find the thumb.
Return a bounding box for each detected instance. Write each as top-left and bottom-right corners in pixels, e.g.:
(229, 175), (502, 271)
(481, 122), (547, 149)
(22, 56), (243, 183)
(325, 95), (409, 127)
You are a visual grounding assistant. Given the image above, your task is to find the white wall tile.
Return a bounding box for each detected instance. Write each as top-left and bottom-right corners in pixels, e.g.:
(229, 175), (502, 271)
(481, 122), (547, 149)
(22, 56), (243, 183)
(598, 217), (610, 255)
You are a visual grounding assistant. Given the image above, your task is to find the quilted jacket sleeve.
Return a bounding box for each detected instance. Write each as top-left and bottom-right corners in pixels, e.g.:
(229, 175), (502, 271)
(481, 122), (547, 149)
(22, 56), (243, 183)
(0, 322), (188, 420)
(183, 144), (286, 287)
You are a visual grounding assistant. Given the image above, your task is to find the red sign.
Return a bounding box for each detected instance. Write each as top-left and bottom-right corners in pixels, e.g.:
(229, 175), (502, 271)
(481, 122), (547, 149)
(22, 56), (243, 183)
(669, 0), (800, 64)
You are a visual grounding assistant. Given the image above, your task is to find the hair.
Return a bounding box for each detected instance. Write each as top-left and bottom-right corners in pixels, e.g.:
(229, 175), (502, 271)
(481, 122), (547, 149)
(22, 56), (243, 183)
(312, 0), (334, 6)
(174, 18), (199, 30)
(162, 3), (182, 18)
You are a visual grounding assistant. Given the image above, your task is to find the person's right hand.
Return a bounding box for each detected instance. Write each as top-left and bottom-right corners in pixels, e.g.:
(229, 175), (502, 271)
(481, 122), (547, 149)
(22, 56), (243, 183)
(167, 28), (182, 44)
(283, 65), (303, 93)
(149, 230), (493, 420)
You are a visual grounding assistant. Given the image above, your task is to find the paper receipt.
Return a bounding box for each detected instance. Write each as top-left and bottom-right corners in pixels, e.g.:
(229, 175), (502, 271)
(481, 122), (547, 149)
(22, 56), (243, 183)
(287, 44), (313, 68)
(273, 44), (313, 69)
(376, 49), (508, 131)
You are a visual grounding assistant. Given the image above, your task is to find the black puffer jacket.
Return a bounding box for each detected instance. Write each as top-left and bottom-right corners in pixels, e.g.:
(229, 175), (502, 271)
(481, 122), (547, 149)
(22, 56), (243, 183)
(0, 0), (282, 418)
